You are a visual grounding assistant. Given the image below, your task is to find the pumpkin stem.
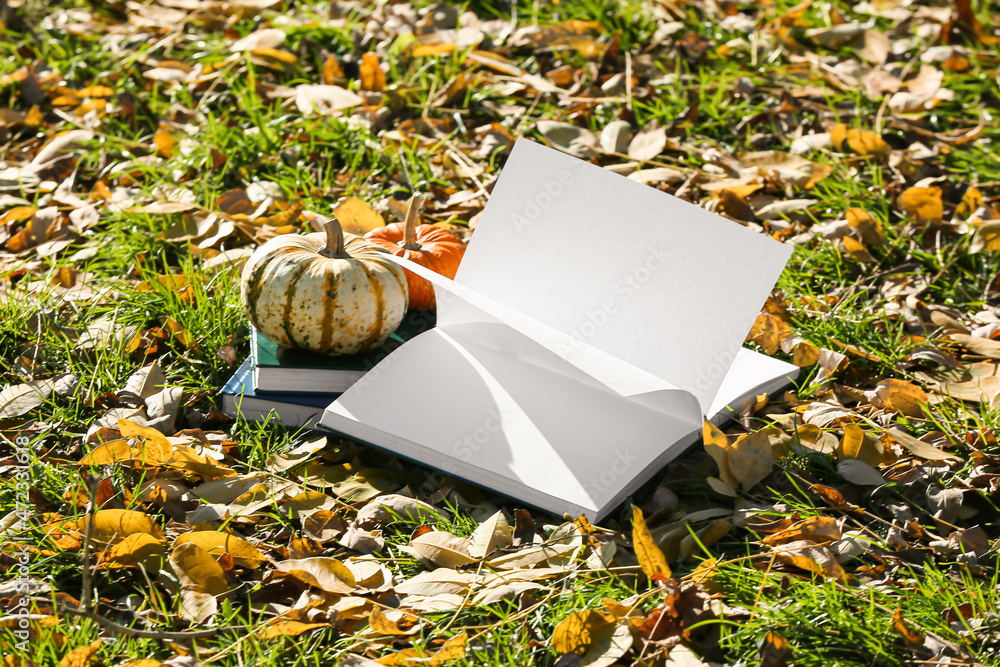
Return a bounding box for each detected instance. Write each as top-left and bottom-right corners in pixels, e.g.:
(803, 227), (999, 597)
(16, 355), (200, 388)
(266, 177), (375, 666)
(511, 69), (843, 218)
(401, 194), (425, 251)
(319, 217), (350, 259)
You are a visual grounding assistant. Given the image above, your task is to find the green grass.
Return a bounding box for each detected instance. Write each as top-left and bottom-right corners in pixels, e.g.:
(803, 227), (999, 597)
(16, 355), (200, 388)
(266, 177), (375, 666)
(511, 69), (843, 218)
(2, 0), (1000, 664)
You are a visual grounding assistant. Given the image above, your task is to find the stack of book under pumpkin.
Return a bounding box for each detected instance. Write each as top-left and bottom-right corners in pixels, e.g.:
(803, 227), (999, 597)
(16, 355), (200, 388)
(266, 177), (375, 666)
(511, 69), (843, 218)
(221, 310), (435, 429)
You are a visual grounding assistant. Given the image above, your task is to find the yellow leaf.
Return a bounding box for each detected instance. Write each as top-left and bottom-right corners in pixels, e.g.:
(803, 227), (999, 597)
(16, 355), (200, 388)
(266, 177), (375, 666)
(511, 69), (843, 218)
(411, 44), (457, 58)
(275, 557), (356, 594)
(774, 541), (846, 579)
(79, 439), (132, 466)
(842, 236), (875, 263)
(702, 421), (738, 491)
(135, 274), (190, 294)
(58, 640), (102, 667)
(551, 609), (612, 655)
(631, 505), (671, 581)
(955, 186), (984, 221)
(322, 55), (344, 84)
(118, 418), (173, 465)
(763, 516), (842, 546)
(264, 201), (303, 228)
(846, 207), (885, 245)
(429, 632), (467, 665)
(77, 509), (165, 545)
(79, 85), (114, 98)
(261, 620), (331, 640)
(0, 206), (37, 225)
(119, 661), (161, 667)
(876, 378), (928, 417)
(104, 533), (165, 569)
(153, 129), (176, 158)
(368, 606), (417, 635)
(252, 47), (297, 63)
(333, 197), (385, 235)
(729, 431), (775, 490)
(174, 531), (267, 568)
(679, 519), (731, 560)
(746, 313), (790, 355)
(898, 186), (943, 224)
(792, 340), (819, 367)
(831, 123), (888, 156)
(170, 542), (229, 597)
(360, 53), (386, 92)
(838, 423), (884, 467)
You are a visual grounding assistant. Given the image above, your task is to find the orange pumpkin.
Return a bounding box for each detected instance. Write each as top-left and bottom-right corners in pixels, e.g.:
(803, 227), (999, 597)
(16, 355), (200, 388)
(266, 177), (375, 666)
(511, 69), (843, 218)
(364, 195), (466, 310)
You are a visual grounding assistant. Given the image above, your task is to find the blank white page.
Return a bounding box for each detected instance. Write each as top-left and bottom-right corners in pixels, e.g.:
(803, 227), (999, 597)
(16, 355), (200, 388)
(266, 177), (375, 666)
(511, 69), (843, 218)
(325, 327), (700, 515)
(450, 139), (793, 413)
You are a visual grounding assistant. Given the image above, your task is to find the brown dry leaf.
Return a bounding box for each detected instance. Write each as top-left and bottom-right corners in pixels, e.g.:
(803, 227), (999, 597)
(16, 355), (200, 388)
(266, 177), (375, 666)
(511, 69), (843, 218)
(898, 186), (943, 224)
(551, 609), (613, 655)
(170, 542), (228, 623)
(950, 333), (1000, 359)
(970, 220), (1000, 253)
(536, 120), (598, 159)
(468, 510), (512, 558)
(887, 428), (960, 462)
(763, 516), (842, 546)
(231, 28), (285, 51)
(409, 530), (476, 567)
(774, 540), (846, 579)
(333, 197), (384, 235)
(253, 47), (297, 64)
(758, 631), (793, 667)
(0, 379), (55, 418)
(631, 504), (671, 581)
(57, 640), (103, 667)
(837, 459), (886, 486)
(360, 53), (386, 92)
(956, 185), (984, 221)
(627, 125), (667, 162)
(891, 607), (925, 644)
(173, 531), (267, 567)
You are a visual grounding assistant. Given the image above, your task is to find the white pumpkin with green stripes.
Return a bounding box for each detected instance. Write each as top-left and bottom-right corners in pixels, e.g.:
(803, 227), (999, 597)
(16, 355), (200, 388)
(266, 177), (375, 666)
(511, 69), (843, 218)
(240, 216), (408, 355)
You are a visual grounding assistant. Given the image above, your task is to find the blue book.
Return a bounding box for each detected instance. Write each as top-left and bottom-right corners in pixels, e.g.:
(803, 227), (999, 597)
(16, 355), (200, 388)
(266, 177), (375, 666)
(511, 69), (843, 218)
(221, 358), (337, 430)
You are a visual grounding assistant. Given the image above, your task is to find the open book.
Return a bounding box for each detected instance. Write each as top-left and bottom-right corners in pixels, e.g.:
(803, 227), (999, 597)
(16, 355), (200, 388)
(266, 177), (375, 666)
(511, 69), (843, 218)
(318, 139), (798, 521)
